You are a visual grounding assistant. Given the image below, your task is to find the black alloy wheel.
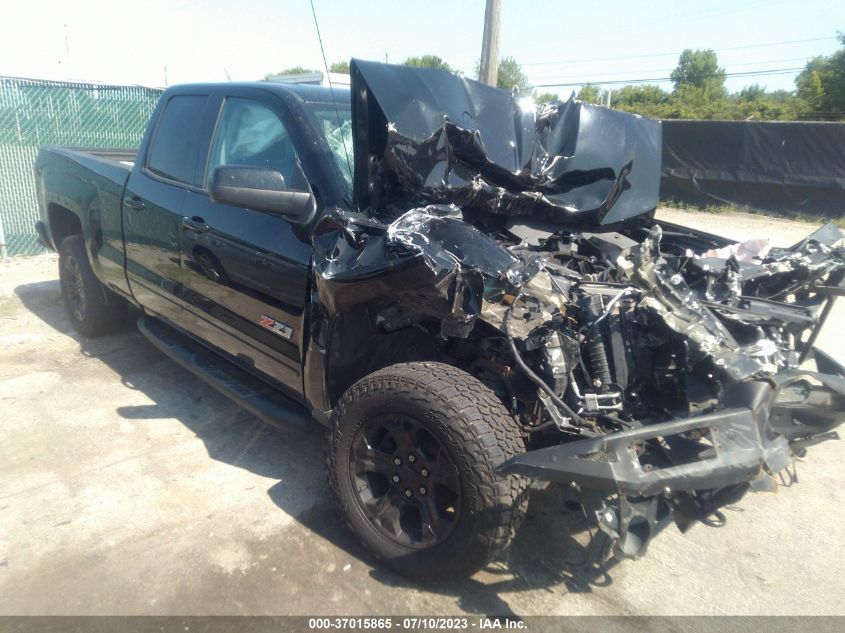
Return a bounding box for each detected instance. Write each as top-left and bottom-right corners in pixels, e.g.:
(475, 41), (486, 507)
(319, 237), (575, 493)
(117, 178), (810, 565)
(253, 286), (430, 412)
(327, 362), (529, 581)
(58, 235), (125, 337)
(62, 253), (87, 322)
(350, 414), (461, 548)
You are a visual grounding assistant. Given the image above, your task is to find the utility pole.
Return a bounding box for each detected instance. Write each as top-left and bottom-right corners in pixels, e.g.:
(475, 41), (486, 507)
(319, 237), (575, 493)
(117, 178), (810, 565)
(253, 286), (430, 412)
(478, 0), (501, 86)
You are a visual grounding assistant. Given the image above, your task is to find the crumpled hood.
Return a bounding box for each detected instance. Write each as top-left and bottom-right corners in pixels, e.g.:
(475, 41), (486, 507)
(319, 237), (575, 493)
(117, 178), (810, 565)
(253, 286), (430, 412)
(349, 59), (662, 228)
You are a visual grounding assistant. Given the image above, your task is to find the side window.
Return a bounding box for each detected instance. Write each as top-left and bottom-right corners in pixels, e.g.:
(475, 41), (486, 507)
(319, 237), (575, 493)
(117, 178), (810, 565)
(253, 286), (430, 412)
(206, 98), (309, 191)
(147, 95), (208, 186)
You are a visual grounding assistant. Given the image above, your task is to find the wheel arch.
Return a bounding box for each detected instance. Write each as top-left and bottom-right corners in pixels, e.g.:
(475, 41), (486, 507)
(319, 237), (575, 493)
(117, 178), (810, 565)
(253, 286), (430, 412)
(47, 203), (83, 251)
(323, 305), (450, 407)
(320, 304), (511, 410)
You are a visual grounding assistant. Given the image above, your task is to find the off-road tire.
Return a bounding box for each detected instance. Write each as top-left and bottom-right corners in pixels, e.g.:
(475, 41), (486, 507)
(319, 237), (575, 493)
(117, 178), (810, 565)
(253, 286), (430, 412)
(58, 235), (125, 337)
(327, 361), (529, 581)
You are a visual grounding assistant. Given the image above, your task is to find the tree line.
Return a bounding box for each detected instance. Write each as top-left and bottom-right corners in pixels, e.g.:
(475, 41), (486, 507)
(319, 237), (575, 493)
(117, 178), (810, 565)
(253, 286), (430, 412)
(265, 35), (845, 121)
(265, 55), (537, 95)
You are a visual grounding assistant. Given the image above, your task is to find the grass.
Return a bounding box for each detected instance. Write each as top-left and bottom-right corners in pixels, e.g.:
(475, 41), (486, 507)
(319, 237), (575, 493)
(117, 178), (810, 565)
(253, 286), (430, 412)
(659, 198), (845, 228)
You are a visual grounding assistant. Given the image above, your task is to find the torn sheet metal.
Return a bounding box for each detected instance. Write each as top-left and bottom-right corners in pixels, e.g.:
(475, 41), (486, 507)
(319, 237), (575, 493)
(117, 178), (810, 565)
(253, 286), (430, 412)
(387, 204), (516, 277)
(312, 204), (569, 340)
(678, 222), (845, 309)
(700, 238), (771, 262)
(349, 59), (661, 228)
(617, 225), (773, 380)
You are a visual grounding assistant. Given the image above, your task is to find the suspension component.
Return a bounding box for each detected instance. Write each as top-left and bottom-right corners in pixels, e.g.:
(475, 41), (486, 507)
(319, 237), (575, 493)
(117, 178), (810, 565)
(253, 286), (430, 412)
(588, 333), (612, 389)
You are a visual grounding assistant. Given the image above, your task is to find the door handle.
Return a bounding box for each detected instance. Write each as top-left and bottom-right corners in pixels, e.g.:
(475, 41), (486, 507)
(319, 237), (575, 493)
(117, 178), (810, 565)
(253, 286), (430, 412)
(124, 195), (146, 210)
(182, 216), (208, 233)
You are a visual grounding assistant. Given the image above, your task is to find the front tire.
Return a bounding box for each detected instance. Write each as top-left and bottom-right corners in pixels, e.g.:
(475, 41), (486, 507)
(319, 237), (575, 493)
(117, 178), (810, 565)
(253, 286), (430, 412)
(327, 362), (529, 581)
(58, 235), (125, 337)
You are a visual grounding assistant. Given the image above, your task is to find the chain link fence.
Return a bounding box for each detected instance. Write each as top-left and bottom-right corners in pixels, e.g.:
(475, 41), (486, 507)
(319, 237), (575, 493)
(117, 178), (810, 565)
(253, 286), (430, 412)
(0, 77), (162, 256)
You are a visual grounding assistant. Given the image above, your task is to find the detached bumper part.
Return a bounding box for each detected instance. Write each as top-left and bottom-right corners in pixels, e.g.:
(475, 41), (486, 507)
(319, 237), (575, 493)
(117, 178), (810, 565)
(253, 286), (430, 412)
(499, 385), (786, 496)
(497, 348), (845, 556)
(498, 349), (845, 494)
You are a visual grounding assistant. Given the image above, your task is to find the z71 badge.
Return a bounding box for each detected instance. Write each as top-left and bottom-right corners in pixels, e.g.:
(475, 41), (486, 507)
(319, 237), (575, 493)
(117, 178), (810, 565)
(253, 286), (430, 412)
(259, 314), (293, 340)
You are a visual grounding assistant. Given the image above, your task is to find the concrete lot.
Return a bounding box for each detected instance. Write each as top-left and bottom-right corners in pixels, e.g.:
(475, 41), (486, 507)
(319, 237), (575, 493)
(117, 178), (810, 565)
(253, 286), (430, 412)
(1, 209), (843, 616)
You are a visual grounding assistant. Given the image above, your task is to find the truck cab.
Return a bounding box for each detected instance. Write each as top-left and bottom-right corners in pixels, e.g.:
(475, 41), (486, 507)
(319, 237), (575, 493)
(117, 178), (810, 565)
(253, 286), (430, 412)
(125, 83), (351, 406)
(38, 82), (354, 414)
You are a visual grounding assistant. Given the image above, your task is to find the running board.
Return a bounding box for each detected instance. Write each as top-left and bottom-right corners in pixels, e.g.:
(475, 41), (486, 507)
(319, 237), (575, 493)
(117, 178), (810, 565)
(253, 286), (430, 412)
(138, 315), (315, 435)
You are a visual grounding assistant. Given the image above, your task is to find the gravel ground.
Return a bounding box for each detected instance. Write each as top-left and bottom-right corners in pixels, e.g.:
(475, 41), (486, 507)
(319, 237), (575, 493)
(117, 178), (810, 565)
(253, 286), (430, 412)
(0, 208), (843, 616)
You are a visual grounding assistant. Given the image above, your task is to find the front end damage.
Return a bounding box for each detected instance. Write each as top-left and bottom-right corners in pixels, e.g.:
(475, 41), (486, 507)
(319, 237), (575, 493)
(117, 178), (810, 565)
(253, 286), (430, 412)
(494, 222), (845, 556)
(311, 60), (845, 562)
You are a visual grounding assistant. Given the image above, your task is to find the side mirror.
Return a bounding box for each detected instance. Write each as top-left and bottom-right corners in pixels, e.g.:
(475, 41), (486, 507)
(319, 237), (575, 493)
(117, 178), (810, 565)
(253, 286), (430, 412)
(209, 166), (315, 220)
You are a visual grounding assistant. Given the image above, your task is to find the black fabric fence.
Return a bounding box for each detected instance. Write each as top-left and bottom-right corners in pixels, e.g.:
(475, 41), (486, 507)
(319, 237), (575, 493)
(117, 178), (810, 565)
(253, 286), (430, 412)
(660, 119), (845, 218)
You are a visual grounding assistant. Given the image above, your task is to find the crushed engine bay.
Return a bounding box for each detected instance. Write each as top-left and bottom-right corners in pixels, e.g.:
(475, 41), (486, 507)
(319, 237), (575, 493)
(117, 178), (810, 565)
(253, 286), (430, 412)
(314, 202), (845, 557)
(310, 60), (845, 559)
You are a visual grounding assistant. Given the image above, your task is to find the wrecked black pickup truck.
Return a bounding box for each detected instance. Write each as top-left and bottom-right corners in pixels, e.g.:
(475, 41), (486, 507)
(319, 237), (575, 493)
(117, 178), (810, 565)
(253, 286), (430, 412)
(34, 60), (845, 581)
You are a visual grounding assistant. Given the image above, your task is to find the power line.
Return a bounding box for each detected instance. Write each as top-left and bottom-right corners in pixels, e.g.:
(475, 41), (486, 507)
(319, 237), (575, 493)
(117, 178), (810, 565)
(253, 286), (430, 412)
(527, 56), (815, 82)
(534, 67), (806, 88)
(516, 35), (838, 68)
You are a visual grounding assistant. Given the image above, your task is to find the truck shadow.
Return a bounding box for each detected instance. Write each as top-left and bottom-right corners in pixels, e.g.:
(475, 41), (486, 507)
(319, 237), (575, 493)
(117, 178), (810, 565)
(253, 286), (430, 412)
(279, 483), (622, 617)
(15, 279), (625, 616)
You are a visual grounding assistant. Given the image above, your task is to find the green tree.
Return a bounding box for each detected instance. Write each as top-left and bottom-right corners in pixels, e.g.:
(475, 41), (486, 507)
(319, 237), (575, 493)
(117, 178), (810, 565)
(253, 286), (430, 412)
(402, 55), (452, 71)
(796, 62), (827, 111)
(796, 34), (845, 119)
(611, 84), (671, 118)
(571, 73), (811, 121)
(670, 49), (726, 100)
(535, 91), (558, 104)
(495, 57), (531, 92)
(329, 61), (350, 74)
(263, 66), (317, 80)
(576, 83), (602, 104)
(614, 85), (669, 106)
(739, 84), (766, 101)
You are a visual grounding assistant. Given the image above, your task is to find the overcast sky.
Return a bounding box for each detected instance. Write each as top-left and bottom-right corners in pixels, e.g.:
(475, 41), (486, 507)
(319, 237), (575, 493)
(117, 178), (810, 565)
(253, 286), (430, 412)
(1, 0), (842, 96)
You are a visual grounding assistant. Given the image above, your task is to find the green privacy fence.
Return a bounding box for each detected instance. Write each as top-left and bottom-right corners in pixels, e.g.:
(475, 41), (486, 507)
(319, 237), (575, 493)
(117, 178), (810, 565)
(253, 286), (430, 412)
(0, 76), (162, 256)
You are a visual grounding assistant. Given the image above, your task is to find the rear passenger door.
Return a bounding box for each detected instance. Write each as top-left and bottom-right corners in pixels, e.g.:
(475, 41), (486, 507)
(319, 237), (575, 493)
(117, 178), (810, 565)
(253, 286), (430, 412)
(123, 93), (211, 324)
(179, 93), (312, 398)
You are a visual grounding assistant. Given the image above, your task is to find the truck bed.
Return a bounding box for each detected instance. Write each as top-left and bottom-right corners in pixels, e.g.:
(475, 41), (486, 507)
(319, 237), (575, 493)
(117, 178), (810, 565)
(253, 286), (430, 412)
(40, 146), (137, 180)
(35, 145), (140, 295)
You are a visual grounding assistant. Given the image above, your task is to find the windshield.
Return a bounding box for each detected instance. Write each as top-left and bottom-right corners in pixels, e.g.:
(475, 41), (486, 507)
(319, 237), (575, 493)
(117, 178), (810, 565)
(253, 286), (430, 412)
(307, 103), (353, 200)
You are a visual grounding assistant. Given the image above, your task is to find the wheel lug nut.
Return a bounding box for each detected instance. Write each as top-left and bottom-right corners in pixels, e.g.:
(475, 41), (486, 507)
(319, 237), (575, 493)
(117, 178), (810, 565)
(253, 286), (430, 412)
(420, 468), (429, 477)
(404, 488), (412, 498)
(419, 486), (427, 495)
(393, 457), (402, 466)
(408, 454), (416, 463)
(392, 474), (400, 483)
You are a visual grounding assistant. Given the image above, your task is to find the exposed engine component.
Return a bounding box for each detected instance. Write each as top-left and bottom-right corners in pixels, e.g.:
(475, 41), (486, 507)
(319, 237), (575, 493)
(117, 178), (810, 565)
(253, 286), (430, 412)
(316, 202), (844, 440)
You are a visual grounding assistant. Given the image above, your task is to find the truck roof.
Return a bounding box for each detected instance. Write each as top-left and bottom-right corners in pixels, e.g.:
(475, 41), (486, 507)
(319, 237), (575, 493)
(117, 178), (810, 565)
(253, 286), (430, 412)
(165, 82), (351, 105)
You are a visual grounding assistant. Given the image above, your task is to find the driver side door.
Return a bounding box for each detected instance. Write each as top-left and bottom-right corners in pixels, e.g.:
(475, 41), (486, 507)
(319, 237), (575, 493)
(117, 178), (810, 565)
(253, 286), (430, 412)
(180, 93), (313, 399)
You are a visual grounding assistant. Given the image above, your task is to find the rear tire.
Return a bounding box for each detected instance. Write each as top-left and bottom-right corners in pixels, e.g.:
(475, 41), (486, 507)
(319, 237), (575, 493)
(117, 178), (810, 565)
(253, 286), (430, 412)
(58, 235), (125, 337)
(327, 362), (529, 581)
